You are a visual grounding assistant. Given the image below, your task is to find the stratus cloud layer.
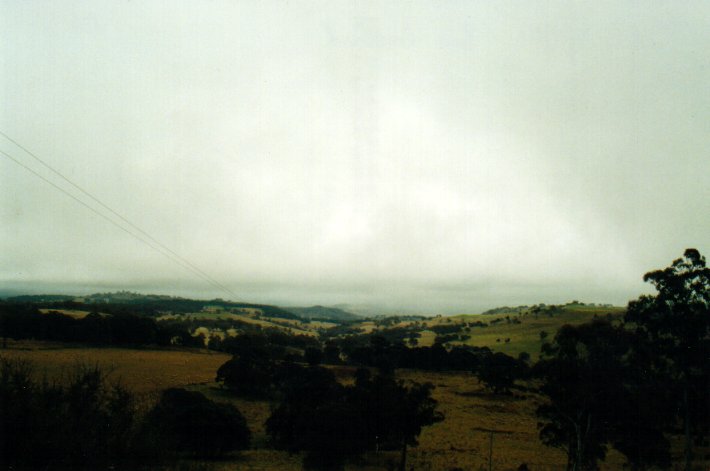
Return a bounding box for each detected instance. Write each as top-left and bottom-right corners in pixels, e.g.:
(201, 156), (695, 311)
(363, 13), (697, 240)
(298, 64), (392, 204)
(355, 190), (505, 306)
(1, 2), (708, 312)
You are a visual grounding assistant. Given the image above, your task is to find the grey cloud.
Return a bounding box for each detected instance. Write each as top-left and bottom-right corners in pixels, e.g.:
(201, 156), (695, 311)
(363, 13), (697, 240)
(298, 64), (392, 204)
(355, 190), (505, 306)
(1, 1), (708, 313)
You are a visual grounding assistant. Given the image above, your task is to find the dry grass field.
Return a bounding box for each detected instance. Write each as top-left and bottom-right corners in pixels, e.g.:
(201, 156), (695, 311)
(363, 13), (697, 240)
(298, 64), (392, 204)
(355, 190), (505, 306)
(2, 336), (693, 471)
(38, 308), (98, 318)
(0, 341), (602, 470)
(0, 340), (230, 395)
(188, 368), (629, 471)
(397, 370), (627, 471)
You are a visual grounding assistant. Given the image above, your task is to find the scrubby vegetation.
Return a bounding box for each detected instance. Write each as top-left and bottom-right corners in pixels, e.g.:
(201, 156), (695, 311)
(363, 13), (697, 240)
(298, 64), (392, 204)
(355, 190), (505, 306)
(140, 387), (251, 458)
(0, 359), (250, 469)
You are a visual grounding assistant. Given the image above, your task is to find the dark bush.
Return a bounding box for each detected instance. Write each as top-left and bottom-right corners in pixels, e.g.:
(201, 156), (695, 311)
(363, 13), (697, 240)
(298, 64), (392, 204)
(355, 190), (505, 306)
(266, 366), (442, 470)
(216, 355), (274, 397)
(0, 358), (135, 469)
(142, 388), (250, 458)
(478, 351), (527, 394)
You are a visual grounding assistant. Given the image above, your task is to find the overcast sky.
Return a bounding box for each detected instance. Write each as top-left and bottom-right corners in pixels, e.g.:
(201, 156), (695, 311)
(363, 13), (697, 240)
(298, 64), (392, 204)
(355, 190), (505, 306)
(1, 1), (708, 313)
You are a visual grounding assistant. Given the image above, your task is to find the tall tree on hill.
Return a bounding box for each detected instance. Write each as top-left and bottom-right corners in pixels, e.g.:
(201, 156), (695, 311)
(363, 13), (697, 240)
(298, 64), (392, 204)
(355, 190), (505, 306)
(625, 248), (710, 471)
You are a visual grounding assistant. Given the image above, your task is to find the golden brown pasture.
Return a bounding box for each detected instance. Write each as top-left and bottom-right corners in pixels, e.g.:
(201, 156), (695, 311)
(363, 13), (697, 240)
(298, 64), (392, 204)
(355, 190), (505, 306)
(38, 308), (97, 319)
(1, 340), (229, 394)
(0, 341), (630, 470)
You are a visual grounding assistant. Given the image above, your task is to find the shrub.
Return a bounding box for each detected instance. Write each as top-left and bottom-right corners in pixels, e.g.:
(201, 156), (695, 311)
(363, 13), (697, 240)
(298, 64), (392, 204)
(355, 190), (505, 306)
(142, 388), (250, 458)
(0, 358), (135, 469)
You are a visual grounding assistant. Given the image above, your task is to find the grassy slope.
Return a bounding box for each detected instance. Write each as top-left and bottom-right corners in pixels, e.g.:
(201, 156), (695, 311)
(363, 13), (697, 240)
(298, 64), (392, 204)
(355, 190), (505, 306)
(34, 304), (623, 359)
(0, 340), (230, 396)
(452, 306), (625, 358)
(343, 305), (624, 358)
(371, 305), (626, 358)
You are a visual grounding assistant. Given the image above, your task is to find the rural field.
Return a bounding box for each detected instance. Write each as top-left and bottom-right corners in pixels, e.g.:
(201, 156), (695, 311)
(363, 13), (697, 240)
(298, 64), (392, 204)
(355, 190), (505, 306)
(1, 337), (632, 471)
(1, 294), (706, 471)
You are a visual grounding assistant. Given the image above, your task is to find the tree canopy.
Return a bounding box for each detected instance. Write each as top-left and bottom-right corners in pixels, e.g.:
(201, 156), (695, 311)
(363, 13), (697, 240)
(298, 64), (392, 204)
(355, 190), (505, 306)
(265, 365), (442, 470)
(625, 248), (709, 470)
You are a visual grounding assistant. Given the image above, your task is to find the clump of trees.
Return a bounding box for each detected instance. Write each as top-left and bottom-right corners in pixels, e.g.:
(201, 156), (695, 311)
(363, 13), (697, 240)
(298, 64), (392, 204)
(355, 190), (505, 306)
(140, 388), (250, 458)
(0, 358), (251, 469)
(534, 249), (709, 471)
(215, 349), (443, 470)
(535, 319), (671, 471)
(331, 332), (528, 377)
(214, 332), (325, 397)
(0, 307), (205, 348)
(434, 332), (471, 344)
(477, 351), (528, 394)
(0, 359), (136, 469)
(265, 365), (443, 470)
(625, 248), (709, 470)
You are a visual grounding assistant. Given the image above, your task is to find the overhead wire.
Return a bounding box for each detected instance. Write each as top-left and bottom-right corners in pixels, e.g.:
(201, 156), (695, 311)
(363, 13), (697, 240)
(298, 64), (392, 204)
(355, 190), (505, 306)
(0, 130), (236, 298)
(0, 134), (239, 300)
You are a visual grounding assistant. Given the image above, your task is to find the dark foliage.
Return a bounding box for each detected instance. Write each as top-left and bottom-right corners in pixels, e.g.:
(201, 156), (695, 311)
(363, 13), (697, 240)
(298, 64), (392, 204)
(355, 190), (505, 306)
(429, 324), (468, 334)
(351, 370), (443, 471)
(266, 365), (442, 470)
(625, 248), (710, 470)
(216, 354), (275, 397)
(0, 304), (192, 347)
(217, 330), (319, 356)
(534, 320), (671, 471)
(477, 351), (527, 394)
(323, 340), (342, 364)
(3, 292), (300, 324)
(0, 357), (252, 469)
(334, 333), (501, 373)
(214, 330), (328, 397)
(434, 332), (471, 344)
(141, 388), (250, 458)
(0, 359), (135, 469)
(304, 346), (323, 366)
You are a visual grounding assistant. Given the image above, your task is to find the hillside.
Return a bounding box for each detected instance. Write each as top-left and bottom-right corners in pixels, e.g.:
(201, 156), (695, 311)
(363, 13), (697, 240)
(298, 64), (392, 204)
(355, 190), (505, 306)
(5, 291), (300, 320)
(449, 304), (624, 358)
(343, 303), (625, 359)
(4, 291), (624, 357)
(6, 294), (76, 303)
(284, 305), (360, 321)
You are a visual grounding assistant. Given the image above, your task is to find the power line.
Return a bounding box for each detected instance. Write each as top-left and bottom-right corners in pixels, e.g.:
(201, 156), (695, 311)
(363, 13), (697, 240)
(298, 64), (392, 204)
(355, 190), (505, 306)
(0, 148), (224, 295)
(1, 149), (174, 258)
(0, 130), (236, 298)
(0, 136), (239, 300)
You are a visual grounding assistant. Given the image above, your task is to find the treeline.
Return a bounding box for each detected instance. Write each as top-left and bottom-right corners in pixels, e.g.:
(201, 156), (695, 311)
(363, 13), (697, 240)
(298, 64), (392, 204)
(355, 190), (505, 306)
(209, 330), (321, 358)
(0, 304), (326, 352)
(0, 305), (203, 348)
(4, 295), (300, 320)
(202, 324), (531, 395)
(336, 338), (528, 394)
(0, 359), (250, 470)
